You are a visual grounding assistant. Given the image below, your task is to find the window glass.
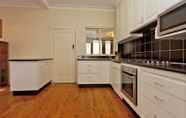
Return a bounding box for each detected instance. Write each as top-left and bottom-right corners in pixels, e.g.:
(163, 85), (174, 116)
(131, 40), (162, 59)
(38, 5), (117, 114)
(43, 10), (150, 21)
(93, 40), (100, 55)
(105, 41), (111, 55)
(86, 28), (114, 55)
(86, 43), (91, 55)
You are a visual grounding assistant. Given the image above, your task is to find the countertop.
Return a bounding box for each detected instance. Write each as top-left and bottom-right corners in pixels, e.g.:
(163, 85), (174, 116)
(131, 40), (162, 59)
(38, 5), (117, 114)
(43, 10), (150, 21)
(77, 57), (112, 61)
(9, 58), (53, 61)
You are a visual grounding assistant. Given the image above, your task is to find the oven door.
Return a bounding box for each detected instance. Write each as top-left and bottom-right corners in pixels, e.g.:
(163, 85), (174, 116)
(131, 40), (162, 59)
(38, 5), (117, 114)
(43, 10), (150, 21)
(121, 72), (137, 105)
(158, 1), (186, 36)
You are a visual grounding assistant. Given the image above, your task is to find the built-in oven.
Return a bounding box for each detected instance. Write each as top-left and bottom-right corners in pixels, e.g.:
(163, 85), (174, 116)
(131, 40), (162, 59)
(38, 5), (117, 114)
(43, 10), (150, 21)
(157, 0), (186, 37)
(121, 65), (137, 106)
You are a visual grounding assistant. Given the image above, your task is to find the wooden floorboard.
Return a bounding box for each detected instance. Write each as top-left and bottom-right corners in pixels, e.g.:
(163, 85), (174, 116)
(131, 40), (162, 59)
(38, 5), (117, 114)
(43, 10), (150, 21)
(0, 84), (138, 118)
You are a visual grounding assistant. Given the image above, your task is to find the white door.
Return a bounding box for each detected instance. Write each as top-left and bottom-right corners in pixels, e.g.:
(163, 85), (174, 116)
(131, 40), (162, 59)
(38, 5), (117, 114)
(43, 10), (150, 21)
(53, 29), (76, 83)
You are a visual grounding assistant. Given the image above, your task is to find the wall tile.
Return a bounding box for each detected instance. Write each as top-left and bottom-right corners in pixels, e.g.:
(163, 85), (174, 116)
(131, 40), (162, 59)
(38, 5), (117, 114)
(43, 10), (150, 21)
(160, 40), (170, 51)
(170, 50), (183, 62)
(171, 40), (183, 50)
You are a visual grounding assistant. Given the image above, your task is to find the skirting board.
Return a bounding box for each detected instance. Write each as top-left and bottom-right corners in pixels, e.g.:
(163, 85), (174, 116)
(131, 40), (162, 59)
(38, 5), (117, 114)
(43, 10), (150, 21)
(12, 81), (51, 96)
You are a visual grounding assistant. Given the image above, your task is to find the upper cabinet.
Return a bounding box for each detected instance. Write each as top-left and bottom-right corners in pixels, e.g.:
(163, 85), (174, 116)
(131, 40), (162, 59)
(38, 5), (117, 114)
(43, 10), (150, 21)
(143, 0), (159, 24)
(144, 0), (159, 22)
(159, 0), (182, 13)
(128, 0), (144, 30)
(116, 0), (182, 41)
(116, 0), (128, 42)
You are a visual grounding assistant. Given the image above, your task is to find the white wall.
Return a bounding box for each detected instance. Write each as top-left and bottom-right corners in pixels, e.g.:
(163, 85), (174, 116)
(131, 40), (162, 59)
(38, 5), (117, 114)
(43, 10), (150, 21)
(0, 7), (115, 59)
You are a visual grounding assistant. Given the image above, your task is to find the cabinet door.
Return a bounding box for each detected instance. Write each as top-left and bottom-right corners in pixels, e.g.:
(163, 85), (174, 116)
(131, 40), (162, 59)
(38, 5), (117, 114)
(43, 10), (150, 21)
(111, 65), (116, 89)
(127, 0), (135, 32)
(116, 0), (128, 41)
(144, 0), (159, 21)
(99, 61), (110, 83)
(115, 67), (121, 96)
(133, 0), (144, 28)
(159, 0), (182, 13)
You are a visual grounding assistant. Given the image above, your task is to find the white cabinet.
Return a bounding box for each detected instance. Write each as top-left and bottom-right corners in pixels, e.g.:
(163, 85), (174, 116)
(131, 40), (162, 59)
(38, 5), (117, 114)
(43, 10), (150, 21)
(133, 0), (145, 29)
(116, 0), (128, 42)
(127, 0), (135, 32)
(140, 68), (186, 118)
(159, 0), (182, 13)
(77, 61), (110, 84)
(116, 0), (183, 39)
(144, 0), (159, 22)
(9, 60), (52, 91)
(111, 62), (122, 97)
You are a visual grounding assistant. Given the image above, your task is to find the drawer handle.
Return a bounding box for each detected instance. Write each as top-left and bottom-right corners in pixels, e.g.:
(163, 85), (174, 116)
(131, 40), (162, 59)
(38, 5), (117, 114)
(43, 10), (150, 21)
(154, 82), (164, 88)
(154, 96), (165, 102)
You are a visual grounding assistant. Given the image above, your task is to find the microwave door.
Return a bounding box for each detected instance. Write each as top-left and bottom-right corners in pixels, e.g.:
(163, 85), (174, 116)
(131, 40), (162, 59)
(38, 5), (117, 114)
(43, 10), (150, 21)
(158, 1), (186, 36)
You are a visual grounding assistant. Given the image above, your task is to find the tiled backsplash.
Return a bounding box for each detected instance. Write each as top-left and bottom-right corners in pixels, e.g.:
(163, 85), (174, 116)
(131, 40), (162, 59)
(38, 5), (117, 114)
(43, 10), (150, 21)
(119, 24), (186, 63)
(133, 38), (185, 63)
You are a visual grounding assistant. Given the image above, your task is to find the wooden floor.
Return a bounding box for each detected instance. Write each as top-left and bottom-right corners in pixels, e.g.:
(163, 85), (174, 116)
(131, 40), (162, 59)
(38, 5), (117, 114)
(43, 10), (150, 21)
(0, 84), (138, 118)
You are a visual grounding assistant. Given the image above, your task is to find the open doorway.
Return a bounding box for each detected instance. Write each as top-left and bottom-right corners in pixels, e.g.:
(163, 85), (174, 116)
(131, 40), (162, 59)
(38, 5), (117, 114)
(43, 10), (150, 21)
(0, 41), (9, 92)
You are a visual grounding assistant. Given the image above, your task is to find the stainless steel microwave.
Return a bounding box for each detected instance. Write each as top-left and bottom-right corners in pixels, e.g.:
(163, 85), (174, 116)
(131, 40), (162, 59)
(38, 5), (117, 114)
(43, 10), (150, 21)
(157, 0), (186, 38)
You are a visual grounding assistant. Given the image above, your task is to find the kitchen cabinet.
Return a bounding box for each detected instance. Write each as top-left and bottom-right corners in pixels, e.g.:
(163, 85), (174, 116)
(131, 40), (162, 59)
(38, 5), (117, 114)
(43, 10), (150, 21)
(132, 0), (145, 30)
(116, 0), (183, 39)
(77, 61), (110, 84)
(110, 62), (122, 97)
(116, 0), (128, 42)
(159, 0), (182, 13)
(139, 68), (186, 118)
(127, 0), (135, 32)
(9, 60), (52, 91)
(144, 0), (159, 23)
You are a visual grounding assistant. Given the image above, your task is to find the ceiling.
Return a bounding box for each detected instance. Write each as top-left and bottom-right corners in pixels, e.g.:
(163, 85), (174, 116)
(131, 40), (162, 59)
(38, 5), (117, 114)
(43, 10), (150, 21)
(0, 0), (119, 10)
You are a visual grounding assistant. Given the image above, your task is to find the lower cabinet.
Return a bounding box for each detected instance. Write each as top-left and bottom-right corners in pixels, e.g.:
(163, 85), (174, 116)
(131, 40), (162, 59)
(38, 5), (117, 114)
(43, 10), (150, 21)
(139, 68), (186, 118)
(77, 61), (110, 84)
(110, 62), (122, 97)
(10, 60), (52, 91)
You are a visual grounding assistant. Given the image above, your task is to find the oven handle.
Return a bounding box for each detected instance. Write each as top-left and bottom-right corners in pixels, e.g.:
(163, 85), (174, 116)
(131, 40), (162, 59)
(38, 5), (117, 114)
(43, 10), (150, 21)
(122, 71), (136, 77)
(122, 73), (136, 80)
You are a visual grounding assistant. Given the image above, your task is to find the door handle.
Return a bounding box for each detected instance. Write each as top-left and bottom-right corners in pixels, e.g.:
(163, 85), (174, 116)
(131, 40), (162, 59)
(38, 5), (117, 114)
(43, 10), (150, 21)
(72, 44), (75, 49)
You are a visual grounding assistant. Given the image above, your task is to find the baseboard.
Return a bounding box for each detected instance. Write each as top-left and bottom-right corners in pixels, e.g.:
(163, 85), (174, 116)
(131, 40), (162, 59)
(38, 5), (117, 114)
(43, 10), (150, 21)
(121, 99), (140, 118)
(78, 84), (111, 88)
(12, 81), (51, 96)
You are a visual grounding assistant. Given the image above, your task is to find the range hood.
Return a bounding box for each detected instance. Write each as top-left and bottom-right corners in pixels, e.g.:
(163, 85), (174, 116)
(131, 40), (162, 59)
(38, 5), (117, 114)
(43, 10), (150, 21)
(119, 33), (143, 44)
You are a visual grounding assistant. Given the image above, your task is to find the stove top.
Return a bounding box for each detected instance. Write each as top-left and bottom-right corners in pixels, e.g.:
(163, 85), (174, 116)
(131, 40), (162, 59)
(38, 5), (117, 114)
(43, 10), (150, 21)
(123, 59), (186, 74)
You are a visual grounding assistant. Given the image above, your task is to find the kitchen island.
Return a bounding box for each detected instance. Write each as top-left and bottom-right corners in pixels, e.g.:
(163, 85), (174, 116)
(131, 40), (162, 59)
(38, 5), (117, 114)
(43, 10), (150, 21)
(9, 58), (53, 95)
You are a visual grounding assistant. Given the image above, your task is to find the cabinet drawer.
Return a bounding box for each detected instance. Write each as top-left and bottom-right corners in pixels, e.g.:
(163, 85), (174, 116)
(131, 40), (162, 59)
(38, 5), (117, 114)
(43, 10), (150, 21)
(142, 82), (186, 118)
(142, 71), (186, 101)
(78, 66), (98, 74)
(78, 74), (98, 83)
(78, 61), (100, 74)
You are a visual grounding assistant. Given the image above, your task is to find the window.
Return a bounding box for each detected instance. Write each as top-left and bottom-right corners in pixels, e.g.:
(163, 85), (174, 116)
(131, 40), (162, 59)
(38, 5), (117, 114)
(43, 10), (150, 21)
(86, 28), (114, 55)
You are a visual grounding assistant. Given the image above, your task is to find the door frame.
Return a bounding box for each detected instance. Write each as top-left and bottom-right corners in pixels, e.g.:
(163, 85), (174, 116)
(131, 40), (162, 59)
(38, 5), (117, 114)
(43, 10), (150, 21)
(51, 27), (77, 83)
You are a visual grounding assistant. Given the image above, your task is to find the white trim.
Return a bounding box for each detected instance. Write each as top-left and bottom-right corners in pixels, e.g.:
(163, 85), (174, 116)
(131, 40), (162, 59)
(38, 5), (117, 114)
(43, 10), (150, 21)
(0, 5), (41, 9)
(0, 4), (116, 12)
(49, 6), (115, 12)
(0, 39), (8, 42)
